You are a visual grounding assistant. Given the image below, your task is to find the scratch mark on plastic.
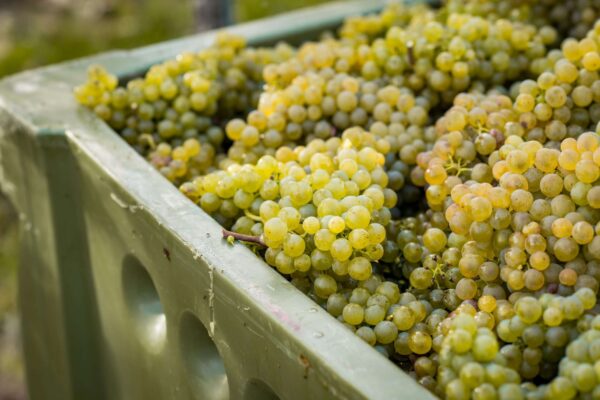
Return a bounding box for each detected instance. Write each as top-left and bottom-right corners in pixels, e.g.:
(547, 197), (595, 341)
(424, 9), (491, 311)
(243, 322), (264, 339)
(110, 192), (128, 208)
(208, 263), (215, 336)
(110, 192), (144, 212)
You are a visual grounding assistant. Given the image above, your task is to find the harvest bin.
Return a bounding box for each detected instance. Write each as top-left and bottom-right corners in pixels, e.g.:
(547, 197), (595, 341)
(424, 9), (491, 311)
(0, 2), (435, 399)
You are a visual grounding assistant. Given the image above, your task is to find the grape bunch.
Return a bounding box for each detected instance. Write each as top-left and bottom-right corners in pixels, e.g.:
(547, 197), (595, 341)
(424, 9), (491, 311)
(222, 6), (557, 203)
(405, 28), (600, 302)
(436, 313), (522, 400)
(543, 315), (600, 399)
(445, 0), (600, 40)
(75, 33), (294, 183)
(75, 1), (600, 398)
(181, 128), (395, 291)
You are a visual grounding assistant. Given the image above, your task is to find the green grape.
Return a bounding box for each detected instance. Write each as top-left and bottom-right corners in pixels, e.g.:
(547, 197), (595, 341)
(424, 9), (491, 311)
(423, 228), (447, 253)
(450, 329), (473, 354)
(314, 228), (336, 251)
(293, 254), (311, 272)
(283, 233), (305, 257)
(313, 274), (338, 299)
(460, 362), (485, 389)
(356, 326), (377, 346)
(498, 383), (523, 400)
(364, 304), (386, 326)
(472, 383), (497, 400)
(275, 252), (294, 274)
(349, 229), (371, 250)
(548, 377), (576, 399)
(264, 218), (287, 244)
(343, 303), (364, 326)
(446, 379), (469, 400)
(392, 306), (415, 331)
(456, 278), (478, 300)
(374, 321), (399, 344)
(311, 249), (333, 271)
(410, 267), (433, 290)
(515, 297), (542, 324)
(349, 288), (371, 306)
(348, 257), (372, 281)
(408, 331), (433, 355)
(345, 205), (371, 230)
(303, 216), (321, 234)
(472, 334), (499, 362)
(543, 307), (564, 327)
(330, 238), (353, 262)
(572, 363), (597, 392)
(403, 242), (423, 263)
(562, 296), (584, 320)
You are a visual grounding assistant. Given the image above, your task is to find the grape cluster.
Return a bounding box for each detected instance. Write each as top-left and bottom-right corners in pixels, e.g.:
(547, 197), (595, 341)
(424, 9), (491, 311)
(338, 2), (431, 43)
(75, 33), (294, 183)
(445, 0), (600, 40)
(223, 7), (557, 197)
(327, 276), (439, 358)
(182, 128), (394, 289)
(542, 314), (600, 399)
(406, 29), (600, 302)
(75, 1), (600, 398)
(437, 313), (521, 400)
(496, 290), (597, 381)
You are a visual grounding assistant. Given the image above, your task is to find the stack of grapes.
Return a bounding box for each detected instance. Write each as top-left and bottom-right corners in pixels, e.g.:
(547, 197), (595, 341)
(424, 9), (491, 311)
(76, 0), (600, 398)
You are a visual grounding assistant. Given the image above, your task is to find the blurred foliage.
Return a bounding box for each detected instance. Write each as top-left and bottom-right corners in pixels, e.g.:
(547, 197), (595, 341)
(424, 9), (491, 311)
(235, 0), (344, 22)
(0, 0), (196, 77)
(0, 0), (342, 77)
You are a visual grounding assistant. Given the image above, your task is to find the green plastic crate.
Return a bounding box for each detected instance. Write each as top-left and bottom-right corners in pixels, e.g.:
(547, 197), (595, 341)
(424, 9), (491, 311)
(0, 2), (436, 399)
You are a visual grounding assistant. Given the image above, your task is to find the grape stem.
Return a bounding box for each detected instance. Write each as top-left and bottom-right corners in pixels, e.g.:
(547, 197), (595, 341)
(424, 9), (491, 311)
(139, 133), (156, 149)
(222, 229), (267, 247)
(243, 209), (262, 222)
(444, 155), (471, 177)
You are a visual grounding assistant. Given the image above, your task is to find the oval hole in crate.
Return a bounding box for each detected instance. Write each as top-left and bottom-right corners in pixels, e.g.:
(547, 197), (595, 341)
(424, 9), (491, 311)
(122, 255), (167, 354)
(244, 379), (280, 400)
(180, 311), (229, 400)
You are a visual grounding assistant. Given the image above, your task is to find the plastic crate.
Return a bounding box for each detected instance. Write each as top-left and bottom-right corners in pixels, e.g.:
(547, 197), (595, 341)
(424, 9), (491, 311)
(0, 2), (435, 399)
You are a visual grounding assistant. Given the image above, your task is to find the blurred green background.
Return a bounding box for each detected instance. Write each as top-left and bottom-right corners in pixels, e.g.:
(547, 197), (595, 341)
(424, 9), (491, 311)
(0, 0), (343, 78)
(0, 0), (340, 398)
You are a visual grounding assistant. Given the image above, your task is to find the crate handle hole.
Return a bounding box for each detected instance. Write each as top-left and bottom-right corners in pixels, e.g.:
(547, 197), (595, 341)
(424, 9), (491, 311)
(122, 255), (167, 354)
(243, 379), (280, 400)
(180, 311), (229, 400)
